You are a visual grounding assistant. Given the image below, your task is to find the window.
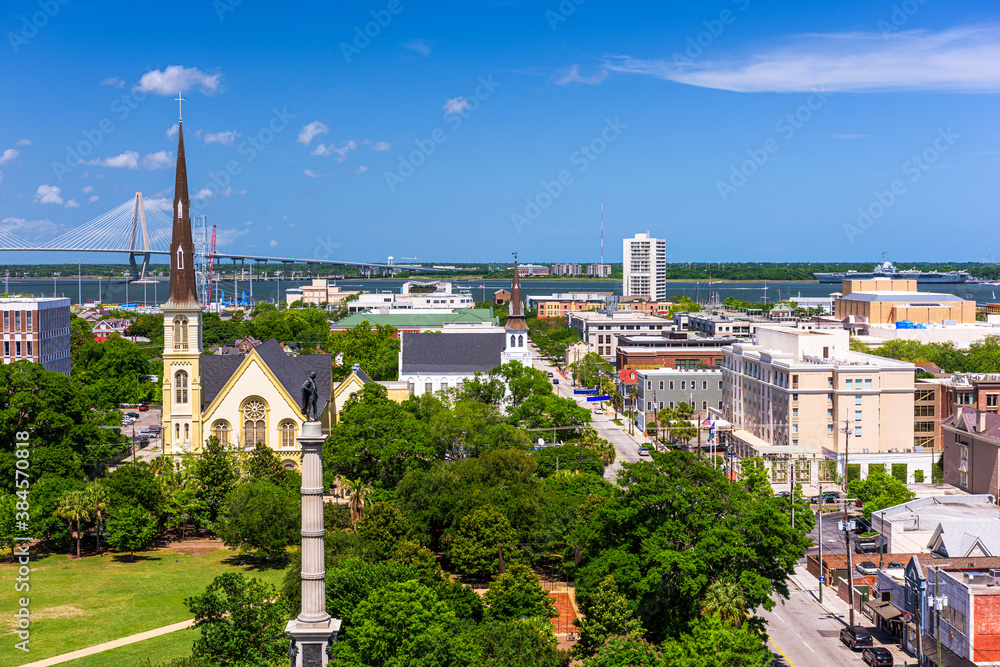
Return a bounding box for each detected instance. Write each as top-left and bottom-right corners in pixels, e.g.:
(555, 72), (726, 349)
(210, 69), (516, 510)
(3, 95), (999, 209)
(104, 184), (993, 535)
(669, 381), (674, 390)
(15, 341), (21, 357)
(174, 316), (189, 350)
(666, 401), (672, 409)
(792, 408), (799, 418)
(441, 381), (448, 392)
(26, 341), (31, 358)
(855, 426), (862, 438)
(864, 379), (872, 390)
(855, 410), (862, 421)
(510, 335), (516, 347)
(855, 395), (862, 406)
(647, 381), (652, 390)
(828, 424), (835, 434)
(175, 371), (188, 404)
(719, 381), (723, 390)
(2, 342), (7, 357)
(2, 312), (6, 330)
(846, 379), (853, 389)
(242, 399), (266, 446)
(702, 381), (707, 390)
(915, 405), (936, 417)
(14, 312), (20, 331)
(702, 401), (707, 410)
(518, 335), (523, 347)
(425, 382), (433, 394)
(213, 421), (230, 445)
(915, 422), (935, 433)
(407, 381), (415, 397)
(681, 381), (686, 390)
(828, 377), (834, 388)
(646, 401), (652, 411)
(280, 421), (296, 448)
(989, 394), (999, 408)
(792, 374), (799, 389)
(26, 312), (31, 329)
(175, 423), (180, 440)
(792, 424), (798, 434)
(827, 409), (834, 419)
(792, 393), (799, 402)
(659, 381), (664, 390)
(184, 423), (189, 440)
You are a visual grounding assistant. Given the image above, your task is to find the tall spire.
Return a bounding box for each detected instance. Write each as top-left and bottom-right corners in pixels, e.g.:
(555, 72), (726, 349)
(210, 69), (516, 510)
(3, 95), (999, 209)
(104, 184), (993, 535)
(507, 253), (527, 330)
(165, 115), (199, 307)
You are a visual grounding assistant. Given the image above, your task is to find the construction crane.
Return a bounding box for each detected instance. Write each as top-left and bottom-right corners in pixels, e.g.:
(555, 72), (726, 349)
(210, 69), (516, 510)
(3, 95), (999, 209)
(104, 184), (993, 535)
(207, 225), (217, 303)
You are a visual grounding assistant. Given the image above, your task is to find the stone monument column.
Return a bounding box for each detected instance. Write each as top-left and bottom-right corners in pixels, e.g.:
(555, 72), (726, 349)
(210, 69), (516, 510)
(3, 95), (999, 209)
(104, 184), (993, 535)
(285, 420), (340, 666)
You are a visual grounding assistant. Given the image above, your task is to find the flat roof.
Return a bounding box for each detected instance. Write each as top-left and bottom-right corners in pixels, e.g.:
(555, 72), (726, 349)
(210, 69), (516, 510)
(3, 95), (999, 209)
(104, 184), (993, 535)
(332, 308), (498, 327)
(840, 292), (966, 303)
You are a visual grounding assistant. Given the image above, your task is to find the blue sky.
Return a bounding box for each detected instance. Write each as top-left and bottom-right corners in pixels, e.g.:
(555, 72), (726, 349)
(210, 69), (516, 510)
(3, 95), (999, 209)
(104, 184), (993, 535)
(1, 0), (998, 264)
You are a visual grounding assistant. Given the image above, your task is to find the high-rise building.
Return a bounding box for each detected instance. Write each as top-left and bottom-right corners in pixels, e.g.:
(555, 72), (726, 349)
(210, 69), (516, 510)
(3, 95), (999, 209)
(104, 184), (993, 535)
(0, 297), (71, 375)
(623, 233), (666, 300)
(587, 263), (612, 278)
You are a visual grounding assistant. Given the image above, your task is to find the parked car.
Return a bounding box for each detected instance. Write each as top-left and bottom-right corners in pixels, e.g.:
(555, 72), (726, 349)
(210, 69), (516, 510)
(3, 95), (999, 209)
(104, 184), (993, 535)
(886, 561), (904, 570)
(809, 491), (842, 504)
(855, 540), (881, 554)
(637, 446), (650, 457)
(547, 372), (553, 378)
(552, 379), (559, 385)
(840, 625), (874, 650)
(851, 517), (873, 533)
(138, 404), (149, 411)
(856, 561), (878, 575)
(148, 425), (162, 433)
(774, 491), (792, 499)
(862, 646), (893, 666)
(125, 412), (139, 418)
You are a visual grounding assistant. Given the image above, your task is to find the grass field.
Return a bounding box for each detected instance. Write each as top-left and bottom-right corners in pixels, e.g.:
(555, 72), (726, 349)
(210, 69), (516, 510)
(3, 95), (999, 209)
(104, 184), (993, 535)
(58, 629), (194, 667)
(0, 545), (289, 667)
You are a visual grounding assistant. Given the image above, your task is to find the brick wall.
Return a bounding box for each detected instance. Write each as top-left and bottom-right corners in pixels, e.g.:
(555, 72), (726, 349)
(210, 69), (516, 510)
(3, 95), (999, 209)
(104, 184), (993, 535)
(975, 594), (1000, 662)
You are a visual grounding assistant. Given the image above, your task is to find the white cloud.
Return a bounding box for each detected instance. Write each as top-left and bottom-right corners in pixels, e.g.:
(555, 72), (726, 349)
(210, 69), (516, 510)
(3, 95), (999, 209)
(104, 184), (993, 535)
(64, 199), (80, 209)
(144, 197), (171, 212)
(192, 188), (213, 200)
(0, 149), (19, 165)
(192, 186), (245, 200)
(244, 220), (252, 226)
(136, 65), (222, 96)
(355, 165), (369, 174)
(1, 216), (61, 241)
(298, 121), (329, 145)
(553, 64), (609, 86)
(82, 185), (94, 193)
(370, 140), (391, 151)
(403, 39), (432, 56)
(86, 151), (140, 169)
(311, 140), (357, 159)
(269, 239), (278, 247)
(214, 227), (250, 245)
(88, 195), (99, 203)
(142, 150), (174, 170)
(101, 77), (126, 88)
(34, 184), (63, 205)
(0, 172), (4, 184)
(442, 97), (471, 115)
(167, 123), (179, 138)
(303, 169), (320, 178)
(204, 130), (238, 146)
(15, 139), (30, 146)
(604, 25), (1000, 93)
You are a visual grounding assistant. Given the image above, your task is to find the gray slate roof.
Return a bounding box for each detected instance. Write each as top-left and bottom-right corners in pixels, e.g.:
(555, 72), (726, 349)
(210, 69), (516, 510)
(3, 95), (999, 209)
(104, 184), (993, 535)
(942, 406), (1000, 440)
(202, 338), (331, 409)
(400, 332), (505, 374)
(931, 521), (1000, 557)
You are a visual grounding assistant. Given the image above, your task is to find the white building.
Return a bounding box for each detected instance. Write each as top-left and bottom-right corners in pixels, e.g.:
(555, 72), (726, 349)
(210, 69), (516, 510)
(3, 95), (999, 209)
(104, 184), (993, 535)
(0, 297), (71, 375)
(348, 281), (474, 313)
(623, 233), (666, 300)
(566, 310), (672, 360)
(587, 263), (612, 278)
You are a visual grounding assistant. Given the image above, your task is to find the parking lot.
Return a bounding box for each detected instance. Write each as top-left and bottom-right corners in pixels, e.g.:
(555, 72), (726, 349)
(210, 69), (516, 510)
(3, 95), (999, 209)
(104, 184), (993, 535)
(117, 406), (163, 465)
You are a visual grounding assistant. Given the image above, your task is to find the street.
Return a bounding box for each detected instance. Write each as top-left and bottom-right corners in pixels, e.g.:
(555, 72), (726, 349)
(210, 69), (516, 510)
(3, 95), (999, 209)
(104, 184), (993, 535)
(760, 587), (857, 667)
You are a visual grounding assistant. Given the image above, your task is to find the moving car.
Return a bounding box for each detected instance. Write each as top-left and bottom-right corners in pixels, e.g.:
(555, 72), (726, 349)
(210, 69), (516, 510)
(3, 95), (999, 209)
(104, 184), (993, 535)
(552, 379), (559, 385)
(774, 491), (792, 499)
(637, 446), (650, 457)
(547, 372), (553, 378)
(809, 491), (842, 504)
(861, 646), (893, 666)
(856, 561), (878, 575)
(840, 625), (873, 650)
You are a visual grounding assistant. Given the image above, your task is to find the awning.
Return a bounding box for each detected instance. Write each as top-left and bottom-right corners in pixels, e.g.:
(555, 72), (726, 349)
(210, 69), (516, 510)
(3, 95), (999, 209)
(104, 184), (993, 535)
(866, 600), (905, 623)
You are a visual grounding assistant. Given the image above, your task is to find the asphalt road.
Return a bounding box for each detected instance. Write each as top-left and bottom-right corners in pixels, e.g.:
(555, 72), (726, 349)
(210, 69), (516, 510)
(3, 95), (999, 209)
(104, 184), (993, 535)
(760, 587), (860, 667)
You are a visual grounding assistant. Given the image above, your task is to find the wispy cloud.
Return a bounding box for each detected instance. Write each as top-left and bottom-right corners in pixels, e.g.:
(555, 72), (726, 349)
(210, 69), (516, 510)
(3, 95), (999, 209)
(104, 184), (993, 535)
(443, 97), (470, 115)
(15, 139), (30, 146)
(101, 77), (126, 88)
(214, 227), (250, 245)
(355, 165), (369, 174)
(136, 65), (222, 96)
(311, 140), (357, 159)
(204, 130), (238, 146)
(34, 184), (64, 205)
(86, 151), (139, 169)
(167, 123), (179, 138)
(269, 239), (278, 247)
(0, 149), (19, 166)
(82, 185), (94, 193)
(370, 140), (391, 151)
(88, 195), (99, 203)
(1, 216), (61, 241)
(142, 150), (174, 170)
(553, 64), (608, 86)
(604, 26), (1000, 93)
(403, 39), (432, 56)
(298, 121), (329, 145)
(64, 199), (80, 209)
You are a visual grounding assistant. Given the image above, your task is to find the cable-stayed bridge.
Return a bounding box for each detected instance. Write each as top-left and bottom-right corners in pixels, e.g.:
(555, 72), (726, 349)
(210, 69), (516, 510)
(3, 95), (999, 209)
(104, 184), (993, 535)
(0, 193), (419, 289)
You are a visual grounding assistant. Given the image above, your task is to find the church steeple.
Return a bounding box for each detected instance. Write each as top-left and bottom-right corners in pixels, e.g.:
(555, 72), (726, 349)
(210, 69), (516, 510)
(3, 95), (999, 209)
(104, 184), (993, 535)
(506, 253), (528, 331)
(165, 113), (199, 308)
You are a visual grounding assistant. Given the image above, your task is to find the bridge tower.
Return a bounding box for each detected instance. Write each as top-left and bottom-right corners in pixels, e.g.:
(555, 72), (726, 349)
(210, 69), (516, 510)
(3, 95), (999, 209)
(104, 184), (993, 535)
(128, 192), (152, 282)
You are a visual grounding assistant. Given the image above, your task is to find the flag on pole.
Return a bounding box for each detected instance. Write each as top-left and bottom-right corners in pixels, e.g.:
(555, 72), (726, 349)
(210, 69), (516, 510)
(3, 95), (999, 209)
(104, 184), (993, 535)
(478, 284), (486, 288)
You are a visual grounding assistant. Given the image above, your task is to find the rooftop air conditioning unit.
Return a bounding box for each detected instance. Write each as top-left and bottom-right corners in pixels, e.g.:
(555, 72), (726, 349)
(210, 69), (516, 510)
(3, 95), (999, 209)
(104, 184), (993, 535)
(989, 569), (1000, 586)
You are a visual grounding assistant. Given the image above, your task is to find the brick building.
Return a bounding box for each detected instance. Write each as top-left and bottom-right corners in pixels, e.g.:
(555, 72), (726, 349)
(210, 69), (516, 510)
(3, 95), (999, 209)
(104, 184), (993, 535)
(615, 334), (735, 370)
(0, 297), (71, 375)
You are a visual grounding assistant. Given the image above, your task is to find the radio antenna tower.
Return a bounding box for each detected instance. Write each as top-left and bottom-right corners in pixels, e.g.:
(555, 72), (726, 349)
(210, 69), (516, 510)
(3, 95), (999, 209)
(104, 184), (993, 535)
(600, 194), (604, 265)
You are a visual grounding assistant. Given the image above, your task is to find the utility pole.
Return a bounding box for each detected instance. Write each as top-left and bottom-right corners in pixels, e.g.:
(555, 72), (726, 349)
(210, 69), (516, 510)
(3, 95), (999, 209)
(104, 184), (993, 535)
(78, 259), (82, 305)
(788, 456), (795, 530)
(843, 494), (856, 627)
(817, 481), (824, 603)
(930, 566), (947, 667)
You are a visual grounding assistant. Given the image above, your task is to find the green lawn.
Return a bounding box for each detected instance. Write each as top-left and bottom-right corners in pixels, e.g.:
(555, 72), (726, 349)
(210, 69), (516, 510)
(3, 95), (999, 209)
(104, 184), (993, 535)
(0, 546), (289, 667)
(58, 628), (195, 667)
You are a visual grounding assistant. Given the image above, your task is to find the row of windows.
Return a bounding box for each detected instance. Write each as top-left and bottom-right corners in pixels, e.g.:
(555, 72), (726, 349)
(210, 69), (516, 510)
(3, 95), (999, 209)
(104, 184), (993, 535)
(845, 378), (873, 390)
(2, 340), (32, 358)
(210, 417), (298, 447)
(1, 311), (32, 332)
(646, 400), (721, 411)
(646, 379), (723, 391)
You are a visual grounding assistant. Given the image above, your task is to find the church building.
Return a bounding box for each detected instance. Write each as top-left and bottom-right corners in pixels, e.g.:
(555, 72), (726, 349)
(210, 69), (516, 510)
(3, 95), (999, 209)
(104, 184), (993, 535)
(161, 111), (331, 469)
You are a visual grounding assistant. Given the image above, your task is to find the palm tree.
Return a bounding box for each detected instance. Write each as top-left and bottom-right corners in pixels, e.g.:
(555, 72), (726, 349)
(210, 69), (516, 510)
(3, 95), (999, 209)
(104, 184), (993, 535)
(84, 483), (110, 555)
(700, 580), (746, 627)
(345, 479), (372, 529)
(55, 490), (90, 558)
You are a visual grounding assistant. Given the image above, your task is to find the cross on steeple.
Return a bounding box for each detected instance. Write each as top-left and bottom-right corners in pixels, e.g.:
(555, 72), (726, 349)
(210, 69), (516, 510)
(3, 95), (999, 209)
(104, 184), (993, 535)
(175, 91), (186, 121)
(512, 251), (518, 263)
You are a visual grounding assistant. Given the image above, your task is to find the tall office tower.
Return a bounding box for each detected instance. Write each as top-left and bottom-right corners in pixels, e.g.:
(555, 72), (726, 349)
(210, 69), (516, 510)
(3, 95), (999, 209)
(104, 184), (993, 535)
(622, 232), (666, 300)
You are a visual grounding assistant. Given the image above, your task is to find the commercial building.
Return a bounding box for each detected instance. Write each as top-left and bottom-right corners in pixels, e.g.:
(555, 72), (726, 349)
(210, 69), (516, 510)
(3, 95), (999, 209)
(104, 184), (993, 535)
(330, 309), (499, 334)
(872, 494), (998, 555)
(299, 279), (359, 306)
(516, 264), (550, 277)
(526, 292), (616, 319)
(635, 368), (723, 433)
(348, 282), (474, 313)
(587, 263), (612, 278)
(942, 408), (1000, 498)
(550, 263), (582, 276)
(834, 278), (976, 325)
(622, 233), (666, 300)
(567, 310), (672, 360)
(722, 326), (922, 482)
(0, 297), (71, 375)
(615, 333), (734, 370)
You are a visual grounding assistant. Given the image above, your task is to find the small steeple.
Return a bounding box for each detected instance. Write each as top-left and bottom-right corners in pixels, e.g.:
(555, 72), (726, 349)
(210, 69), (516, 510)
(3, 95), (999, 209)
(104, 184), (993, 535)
(507, 253), (527, 331)
(165, 104), (199, 308)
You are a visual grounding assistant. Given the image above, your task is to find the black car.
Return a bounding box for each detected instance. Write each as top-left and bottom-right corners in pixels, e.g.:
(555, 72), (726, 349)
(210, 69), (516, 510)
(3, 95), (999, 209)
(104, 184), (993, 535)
(840, 625), (874, 650)
(809, 491), (843, 504)
(855, 540), (881, 554)
(774, 491), (792, 499)
(862, 646), (893, 666)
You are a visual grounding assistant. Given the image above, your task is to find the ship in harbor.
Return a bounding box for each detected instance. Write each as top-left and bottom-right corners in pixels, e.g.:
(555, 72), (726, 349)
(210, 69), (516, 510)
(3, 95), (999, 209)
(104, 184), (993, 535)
(813, 255), (974, 284)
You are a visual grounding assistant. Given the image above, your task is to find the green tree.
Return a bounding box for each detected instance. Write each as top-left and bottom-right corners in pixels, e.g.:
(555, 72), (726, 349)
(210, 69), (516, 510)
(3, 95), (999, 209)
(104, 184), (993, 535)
(658, 615), (771, 667)
(28, 475), (83, 547)
(106, 503), (158, 561)
(700, 579), (747, 627)
(104, 461), (165, 516)
(357, 501), (414, 559)
(325, 323), (401, 382)
(483, 563), (558, 622)
(571, 353), (614, 389)
(582, 634), (661, 667)
(574, 576), (644, 658)
(55, 489), (90, 557)
(194, 437), (238, 528)
(472, 618), (565, 667)
(331, 579), (479, 667)
(346, 478), (373, 529)
(449, 505), (517, 580)
(848, 465), (916, 520)
(0, 494), (17, 556)
(187, 572), (289, 667)
(217, 478), (298, 562)
(84, 481), (110, 555)
(73, 336), (153, 406)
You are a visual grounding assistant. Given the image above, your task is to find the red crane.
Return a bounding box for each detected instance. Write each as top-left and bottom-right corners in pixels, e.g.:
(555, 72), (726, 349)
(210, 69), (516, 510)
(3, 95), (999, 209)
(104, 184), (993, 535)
(207, 224), (217, 303)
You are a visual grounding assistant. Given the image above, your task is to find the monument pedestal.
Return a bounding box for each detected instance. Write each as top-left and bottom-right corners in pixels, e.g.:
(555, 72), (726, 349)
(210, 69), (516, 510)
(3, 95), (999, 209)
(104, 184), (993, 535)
(285, 420), (340, 666)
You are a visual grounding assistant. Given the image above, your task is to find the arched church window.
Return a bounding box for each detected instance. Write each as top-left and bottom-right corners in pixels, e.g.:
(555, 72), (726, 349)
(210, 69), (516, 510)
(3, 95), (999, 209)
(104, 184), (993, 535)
(175, 370), (188, 404)
(213, 420), (230, 445)
(242, 399), (267, 447)
(174, 316), (188, 350)
(510, 334), (516, 347)
(518, 335), (523, 347)
(279, 420), (297, 448)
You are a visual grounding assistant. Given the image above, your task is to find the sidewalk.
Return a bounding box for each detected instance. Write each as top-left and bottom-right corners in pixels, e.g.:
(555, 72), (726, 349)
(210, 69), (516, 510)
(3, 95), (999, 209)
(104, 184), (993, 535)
(19, 619), (195, 667)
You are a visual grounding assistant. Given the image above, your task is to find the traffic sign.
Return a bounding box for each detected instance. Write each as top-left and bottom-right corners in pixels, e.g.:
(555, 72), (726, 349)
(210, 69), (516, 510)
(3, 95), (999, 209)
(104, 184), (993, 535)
(819, 575), (825, 583)
(586, 396), (611, 402)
